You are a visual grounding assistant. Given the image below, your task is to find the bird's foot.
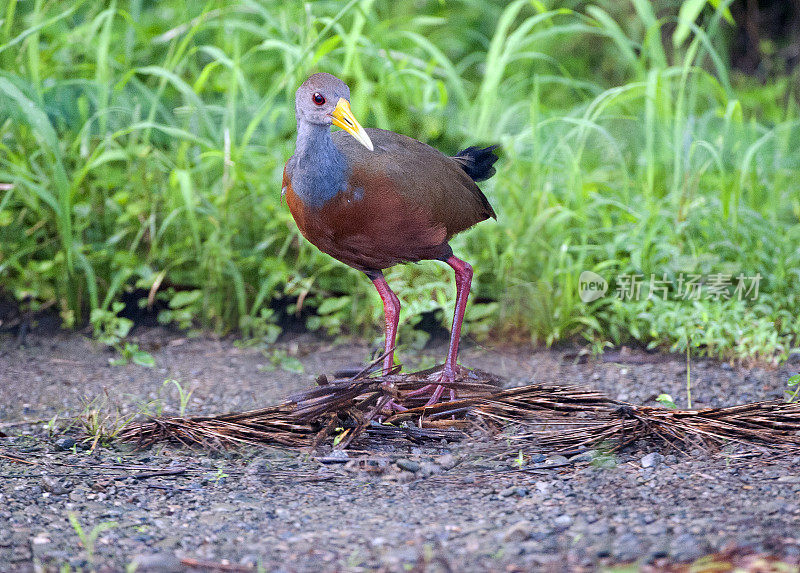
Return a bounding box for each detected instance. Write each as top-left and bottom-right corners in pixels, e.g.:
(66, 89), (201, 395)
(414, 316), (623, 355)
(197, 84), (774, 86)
(381, 399), (408, 413)
(403, 366), (458, 406)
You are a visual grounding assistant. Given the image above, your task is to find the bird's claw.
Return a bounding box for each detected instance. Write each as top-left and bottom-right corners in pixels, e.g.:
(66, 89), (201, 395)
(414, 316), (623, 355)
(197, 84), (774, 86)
(401, 366), (459, 406)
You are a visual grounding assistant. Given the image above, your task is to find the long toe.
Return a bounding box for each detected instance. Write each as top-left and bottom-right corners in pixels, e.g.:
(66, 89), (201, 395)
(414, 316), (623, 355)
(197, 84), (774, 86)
(424, 384), (447, 406)
(383, 399), (407, 412)
(405, 383), (437, 398)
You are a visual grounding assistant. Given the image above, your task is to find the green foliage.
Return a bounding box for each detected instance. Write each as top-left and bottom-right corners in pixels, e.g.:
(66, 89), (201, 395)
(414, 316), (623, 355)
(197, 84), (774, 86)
(68, 513), (118, 570)
(786, 374), (800, 403)
(258, 349), (305, 374)
(0, 0), (798, 360)
(90, 301), (154, 366)
(656, 393), (678, 409)
(90, 302), (133, 346)
(163, 378), (194, 416)
(109, 342), (155, 367)
(79, 393), (138, 451)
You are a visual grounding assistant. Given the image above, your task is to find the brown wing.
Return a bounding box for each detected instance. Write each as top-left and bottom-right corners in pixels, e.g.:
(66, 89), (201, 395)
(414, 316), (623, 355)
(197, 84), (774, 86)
(333, 128), (496, 238)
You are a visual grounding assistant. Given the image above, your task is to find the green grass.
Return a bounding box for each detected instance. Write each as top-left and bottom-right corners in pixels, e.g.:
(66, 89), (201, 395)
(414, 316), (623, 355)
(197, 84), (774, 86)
(1, 0), (799, 361)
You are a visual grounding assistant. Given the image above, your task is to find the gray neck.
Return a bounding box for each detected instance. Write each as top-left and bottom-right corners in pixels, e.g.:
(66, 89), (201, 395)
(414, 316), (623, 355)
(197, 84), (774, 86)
(290, 120), (348, 208)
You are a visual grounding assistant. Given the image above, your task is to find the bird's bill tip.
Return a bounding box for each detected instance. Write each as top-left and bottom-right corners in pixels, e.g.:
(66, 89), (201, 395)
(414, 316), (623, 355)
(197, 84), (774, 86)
(331, 98), (374, 151)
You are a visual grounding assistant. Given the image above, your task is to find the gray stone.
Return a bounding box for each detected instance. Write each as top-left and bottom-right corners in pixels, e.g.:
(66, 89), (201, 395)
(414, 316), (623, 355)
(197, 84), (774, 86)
(568, 452), (595, 463)
(640, 452), (664, 468)
(437, 454), (456, 470)
(130, 552), (183, 572)
(613, 533), (644, 562)
(419, 462), (442, 477)
(55, 437), (77, 451)
(10, 546), (31, 562)
(30, 535), (53, 558)
(670, 533), (707, 562)
(41, 476), (71, 495)
(554, 514), (573, 529)
(503, 520), (533, 543)
(326, 449), (349, 461)
(396, 459), (420, 473)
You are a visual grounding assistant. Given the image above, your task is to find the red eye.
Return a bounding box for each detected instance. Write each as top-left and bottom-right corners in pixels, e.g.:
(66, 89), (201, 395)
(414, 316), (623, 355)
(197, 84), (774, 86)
(312, 92), (325, 106)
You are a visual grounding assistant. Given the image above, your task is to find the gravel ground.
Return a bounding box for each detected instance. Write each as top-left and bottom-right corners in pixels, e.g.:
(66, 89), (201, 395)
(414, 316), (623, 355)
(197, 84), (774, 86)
(1, 328), (800, 572)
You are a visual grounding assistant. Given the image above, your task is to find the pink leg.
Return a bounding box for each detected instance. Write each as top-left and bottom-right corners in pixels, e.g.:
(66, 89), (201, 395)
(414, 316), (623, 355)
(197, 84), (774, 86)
(405, 255), (473, 406)
(368, 271), (400, 375)
(440, 255), (473, 382)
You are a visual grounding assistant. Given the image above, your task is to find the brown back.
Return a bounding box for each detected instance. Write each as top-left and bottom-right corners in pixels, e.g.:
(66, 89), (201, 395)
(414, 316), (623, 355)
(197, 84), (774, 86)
(333, 128), (495, 239)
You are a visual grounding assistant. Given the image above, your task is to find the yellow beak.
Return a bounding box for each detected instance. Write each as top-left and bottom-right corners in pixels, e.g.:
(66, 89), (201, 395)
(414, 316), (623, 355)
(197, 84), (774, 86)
(331, 98), (374, 151)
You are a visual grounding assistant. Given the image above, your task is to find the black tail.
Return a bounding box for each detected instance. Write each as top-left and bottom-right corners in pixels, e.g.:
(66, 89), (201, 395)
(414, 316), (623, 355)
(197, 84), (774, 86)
(452, 144), (500, 182)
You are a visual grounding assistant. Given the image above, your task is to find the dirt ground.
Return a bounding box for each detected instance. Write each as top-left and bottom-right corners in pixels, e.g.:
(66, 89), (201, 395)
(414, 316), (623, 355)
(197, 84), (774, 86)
(1, 327), (800, 572)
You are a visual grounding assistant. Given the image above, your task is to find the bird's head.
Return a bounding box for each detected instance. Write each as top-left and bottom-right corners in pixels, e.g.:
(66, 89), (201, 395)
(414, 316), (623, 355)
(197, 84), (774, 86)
(295, 73), (374, 151)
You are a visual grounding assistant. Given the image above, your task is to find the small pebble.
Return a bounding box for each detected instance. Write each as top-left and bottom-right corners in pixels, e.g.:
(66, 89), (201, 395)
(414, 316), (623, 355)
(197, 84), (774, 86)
(326, 449), (349, 461)
(55, 437), (76, 451)
(670, 533), (707, 562)
(640, 452), (663, 468)
(41, 476), (71, 495)
(613, 532), (644, 562)
(569, 450), (597, 464)
(437, 454), (456, 470)
(499, 486), (517, 498)
(130, 552), (183, 573)
(554, 514), (572, 529)
(503, 521), (533, 543)
(396, 459), (420, 473)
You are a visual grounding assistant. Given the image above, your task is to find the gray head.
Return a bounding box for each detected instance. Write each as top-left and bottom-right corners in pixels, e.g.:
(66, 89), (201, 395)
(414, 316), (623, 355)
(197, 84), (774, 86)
(294, 73), (373, 151)
(295, 73), (350, 125)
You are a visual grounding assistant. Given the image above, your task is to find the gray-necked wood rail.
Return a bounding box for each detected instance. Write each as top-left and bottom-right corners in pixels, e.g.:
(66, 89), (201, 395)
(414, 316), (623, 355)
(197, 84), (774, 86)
(283, 72), (498, 405)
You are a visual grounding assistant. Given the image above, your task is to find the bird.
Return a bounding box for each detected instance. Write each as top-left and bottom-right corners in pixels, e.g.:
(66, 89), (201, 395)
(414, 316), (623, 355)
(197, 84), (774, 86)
(283, 72), (498, 406)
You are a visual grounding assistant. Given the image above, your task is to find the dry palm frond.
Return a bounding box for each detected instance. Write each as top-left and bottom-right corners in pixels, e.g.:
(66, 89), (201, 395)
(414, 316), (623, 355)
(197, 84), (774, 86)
(117, 365), (800, 454)
(480, 398), (800, 454)
(117, 404), (314, 449)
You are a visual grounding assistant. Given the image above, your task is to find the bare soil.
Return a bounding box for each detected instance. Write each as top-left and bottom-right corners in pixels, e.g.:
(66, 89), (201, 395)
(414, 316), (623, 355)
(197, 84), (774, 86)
(1, 327), (799, 572)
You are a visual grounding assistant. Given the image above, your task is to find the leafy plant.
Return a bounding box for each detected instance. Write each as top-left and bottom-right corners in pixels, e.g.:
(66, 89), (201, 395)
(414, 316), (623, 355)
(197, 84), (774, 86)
(90, 303), (133, 347)
(786, 374), (800, 403)
(212, 465), (228, 485)
(656, 393), (678, 409)
(90, 302), (154, 367)
(163, 379), (194, 417)
(79, 393), (137, 452)
(68, 513), (117, 570)
(258, 349), (305, 374)
(109, 343), (156, 368)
